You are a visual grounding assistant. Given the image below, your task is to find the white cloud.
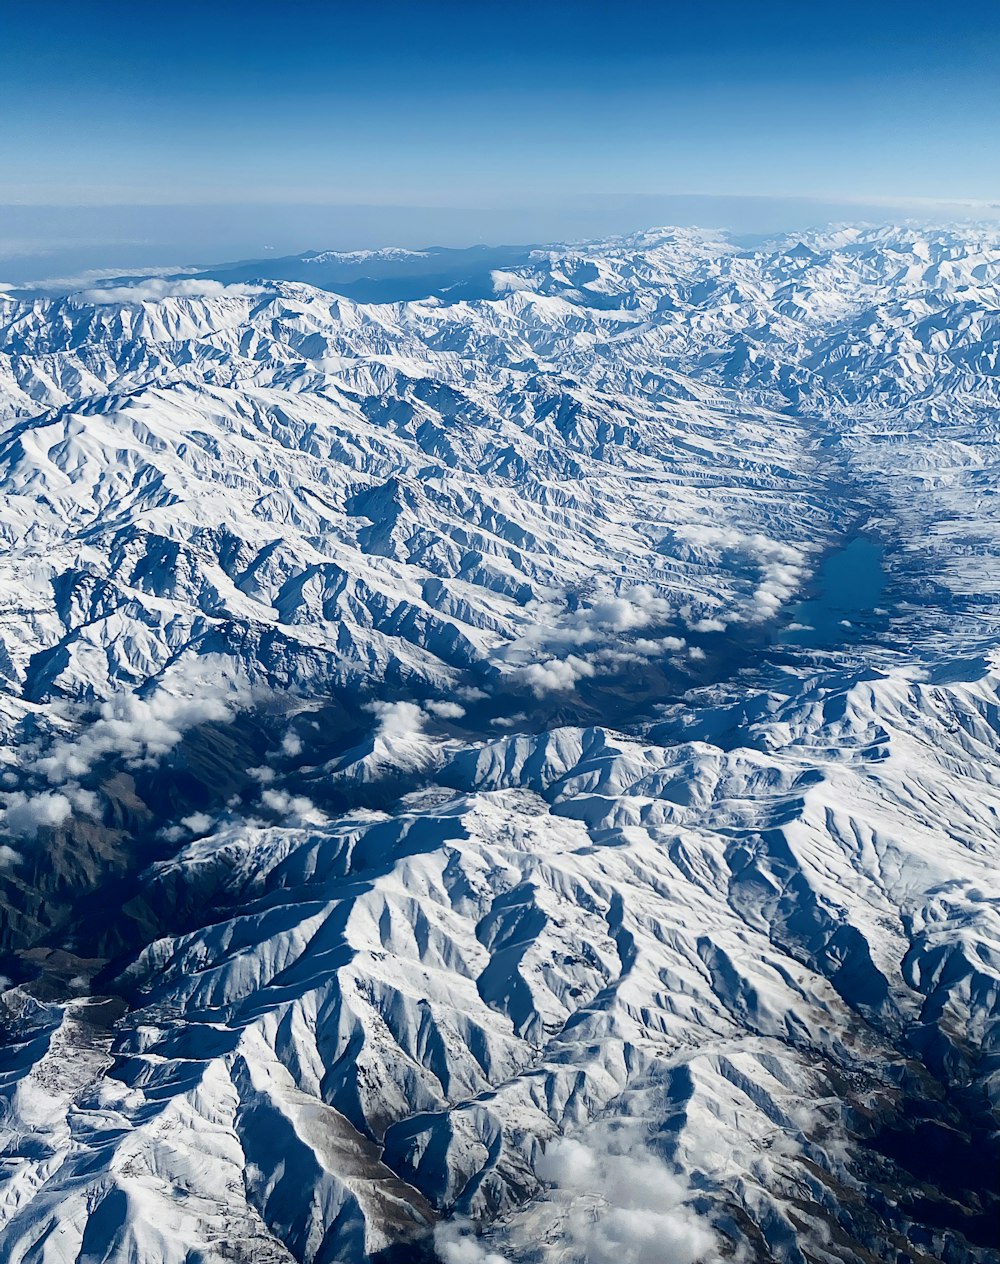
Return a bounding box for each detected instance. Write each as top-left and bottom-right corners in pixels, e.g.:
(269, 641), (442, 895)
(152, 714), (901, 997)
(180, 811), (213, 835)
(2, 790), (72, 838)
(516, 627), (694, 697)
(425, 700), (466, 719)
(535, 1136), (719, 1264)
(520, 654), (596, 696)
(752, 560), (805, 620)
(36, 684), (239, 784)
(0, 844), (23, 866)
(434, 1222), (511, 1264)
(366, 699), (428, 740)
(435, 1133), (719, 1264)
(281, 731), (304, 757)
(673, 525), (808, 623)
(74, 278), (265, 305)
(633, 636), (686, 655)
(585, 587), (673, 633)
(0, 781), (100, 840)
(260, 788), (315, 820)
(518, 586), (677, 654)
(10, 263), (196, 292)
(506, 585), (696, 696)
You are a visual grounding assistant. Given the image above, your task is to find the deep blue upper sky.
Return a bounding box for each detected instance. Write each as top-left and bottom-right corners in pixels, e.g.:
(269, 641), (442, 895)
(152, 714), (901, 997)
(3, 0), (998, 207)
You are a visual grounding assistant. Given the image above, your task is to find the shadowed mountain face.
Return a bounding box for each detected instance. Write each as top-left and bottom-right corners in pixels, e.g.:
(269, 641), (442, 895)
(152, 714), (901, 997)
(0, 225), (999, 1263)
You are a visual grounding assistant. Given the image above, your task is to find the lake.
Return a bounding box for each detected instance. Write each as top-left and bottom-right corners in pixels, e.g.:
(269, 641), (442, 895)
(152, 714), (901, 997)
(781, 536), (888, 650)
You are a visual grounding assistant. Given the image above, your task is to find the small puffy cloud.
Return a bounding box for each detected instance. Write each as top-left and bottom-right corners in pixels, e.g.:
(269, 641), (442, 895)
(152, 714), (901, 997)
(585, 587), (673, 633)
(493, 711), (527, 729)
(281, 731), (304, 757)
(2, 790), (72, 839)
(435, 1132), (718, 1264)
(180, 811), (213, 835)
(425, 700), (466, 719)
(520, 654), (596, 697)
(366, 700), (427, 740)
(633, 636), (686, 656)
(536, 1135), (719, 1264)
(260, 788), (315, 820)
(434, 1221), (511, 1264)
(67, 785), (100, 817)
(74, 279), (265, 305)
(1, 784), (97, 839)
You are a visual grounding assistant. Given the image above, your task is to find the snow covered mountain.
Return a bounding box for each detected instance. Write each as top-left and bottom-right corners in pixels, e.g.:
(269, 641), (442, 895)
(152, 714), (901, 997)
(0, 225), (998, 1263)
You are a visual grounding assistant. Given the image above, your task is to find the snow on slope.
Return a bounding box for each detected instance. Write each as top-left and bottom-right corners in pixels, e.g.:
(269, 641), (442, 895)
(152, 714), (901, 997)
(0, 226), (999, 1263)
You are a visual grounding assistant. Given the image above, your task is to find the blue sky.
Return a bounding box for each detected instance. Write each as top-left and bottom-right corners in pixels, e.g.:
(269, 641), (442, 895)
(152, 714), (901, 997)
(1, 0), (998, 271)
(4, 0), (999, 206)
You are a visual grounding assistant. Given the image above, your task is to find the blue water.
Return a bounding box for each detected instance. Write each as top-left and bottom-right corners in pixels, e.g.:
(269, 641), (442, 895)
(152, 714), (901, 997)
(782, 536), (887, 649)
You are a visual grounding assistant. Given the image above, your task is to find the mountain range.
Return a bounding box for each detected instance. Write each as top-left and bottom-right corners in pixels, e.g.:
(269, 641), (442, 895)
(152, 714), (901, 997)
(0, 224), (998, 1264)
